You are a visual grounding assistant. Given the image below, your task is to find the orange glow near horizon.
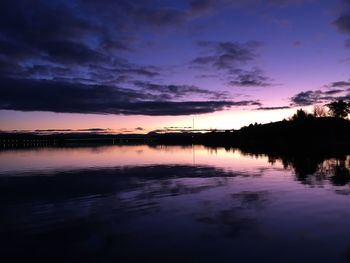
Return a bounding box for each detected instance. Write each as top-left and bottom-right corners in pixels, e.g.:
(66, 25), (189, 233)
(0, 106), (312, 133)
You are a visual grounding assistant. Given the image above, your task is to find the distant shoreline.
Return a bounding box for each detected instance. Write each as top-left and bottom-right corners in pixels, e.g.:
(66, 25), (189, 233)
(1, 117), (350, 153)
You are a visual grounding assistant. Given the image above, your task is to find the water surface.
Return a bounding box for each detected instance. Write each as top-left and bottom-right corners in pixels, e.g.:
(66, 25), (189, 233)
(1, 145), (350, 262)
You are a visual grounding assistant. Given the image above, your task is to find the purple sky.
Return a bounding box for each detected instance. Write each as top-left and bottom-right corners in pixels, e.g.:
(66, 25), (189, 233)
(1, 0), (350, 133)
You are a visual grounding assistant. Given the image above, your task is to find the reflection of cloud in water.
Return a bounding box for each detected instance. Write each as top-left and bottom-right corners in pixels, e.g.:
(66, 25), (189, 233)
(196, 206), (258, 238)
(0, 164), (263, 261)
(0, 165), (244, 228)
(3, 153), (350, 262)
(232, 190), (270, 209)
(134, 178), (227, 199)
(194, 190), (271, 238)
(0, 165), (245, 203)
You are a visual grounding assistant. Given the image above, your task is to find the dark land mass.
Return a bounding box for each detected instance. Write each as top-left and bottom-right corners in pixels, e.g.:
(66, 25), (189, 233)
(1, 117), (350, 154)
(0, 132), (148, 148)
(153, 117), (350, 152)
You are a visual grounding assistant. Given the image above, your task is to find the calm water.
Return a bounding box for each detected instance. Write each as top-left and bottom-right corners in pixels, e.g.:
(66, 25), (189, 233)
(1, 145), (350, 262)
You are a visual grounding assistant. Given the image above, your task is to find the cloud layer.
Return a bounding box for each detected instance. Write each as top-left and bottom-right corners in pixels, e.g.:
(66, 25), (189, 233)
(192, 41), (272, 87)
(0, 0), (278, 116)
(291, 83), (350, 106)
(0, 78), (261, 115)
(0, 0), (341, 120)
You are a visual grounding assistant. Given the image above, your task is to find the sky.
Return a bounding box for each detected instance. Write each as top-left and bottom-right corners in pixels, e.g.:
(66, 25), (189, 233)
(1, 0), (350, 133)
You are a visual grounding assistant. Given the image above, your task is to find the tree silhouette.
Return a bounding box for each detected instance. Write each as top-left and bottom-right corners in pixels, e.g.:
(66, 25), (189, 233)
(326, 100), (350, 119)
(291, 108), (311, 121)
(313, 104), (327, 117)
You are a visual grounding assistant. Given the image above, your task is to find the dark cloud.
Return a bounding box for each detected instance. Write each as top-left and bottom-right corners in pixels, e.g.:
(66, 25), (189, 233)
(0, 0), (314, 75)
(33, 128), (113, 134)
(293, 80), (350, 106)
(291, 90), (324, 106)
(189, 0), (219, 15)
(323, 89), (346, 95)
(192, 40), (272, 87)
(187, 0), (253, 17)
(0, 0), (280, 117)
(192, 41), (261, 70)
(293, 40), (302, 47)
(228, 68), (272, 87)
(81, 0), (307, 31)
(334, 15), (350, 34)
(266, 0), (311, 6)
(0, 0), (162, 85)
(82, 0), (186, 28)
(3, 61), (160, 87)
(122, 67), (160, 78)
(41, 40), (108, 65)
(0, 1), (101, 62)
(291, 89), (350, 106)
(333, 1), (350, 48)
(133, 81), (229, 100)
(256, 106), (291, 110)
(0, 78), (260, 116)
(345, 39), (350, 48)
(327, 80), (350, 88)
(189, 0), (310, 16)
(79, 128), (112, 132)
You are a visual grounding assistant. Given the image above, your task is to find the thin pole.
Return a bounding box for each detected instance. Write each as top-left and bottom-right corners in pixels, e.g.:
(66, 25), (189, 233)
(192, 144), (195, 165)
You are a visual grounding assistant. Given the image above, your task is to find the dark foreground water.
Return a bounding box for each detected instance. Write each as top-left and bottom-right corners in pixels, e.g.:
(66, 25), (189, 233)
(1, 145), (350, 262)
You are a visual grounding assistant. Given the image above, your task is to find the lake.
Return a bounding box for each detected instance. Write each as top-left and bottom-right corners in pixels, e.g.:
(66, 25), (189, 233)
(1, 145), (350, 262)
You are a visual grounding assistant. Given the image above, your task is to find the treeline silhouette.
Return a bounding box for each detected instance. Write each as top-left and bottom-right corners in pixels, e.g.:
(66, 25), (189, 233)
(1, 100), (349, 150)
(154, 117), (350, 149)
(153, 100), (350, 150)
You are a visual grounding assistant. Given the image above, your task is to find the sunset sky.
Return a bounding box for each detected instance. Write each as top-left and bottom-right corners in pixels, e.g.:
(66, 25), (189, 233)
(1, 0), (350, 133)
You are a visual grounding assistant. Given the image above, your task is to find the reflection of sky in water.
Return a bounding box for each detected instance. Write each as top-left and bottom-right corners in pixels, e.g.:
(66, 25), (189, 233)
(1, 146), (350, 262)
(0, 145), (280, 174)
